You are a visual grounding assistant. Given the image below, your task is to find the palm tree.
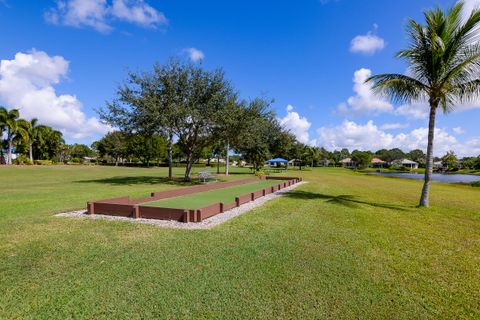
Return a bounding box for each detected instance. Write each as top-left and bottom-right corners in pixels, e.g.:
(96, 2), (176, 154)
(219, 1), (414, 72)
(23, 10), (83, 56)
(0, 107), (7, 164)
(367, 2), (480, 207)
(24, 118), (41, 162)
(3, 109), (29, 165)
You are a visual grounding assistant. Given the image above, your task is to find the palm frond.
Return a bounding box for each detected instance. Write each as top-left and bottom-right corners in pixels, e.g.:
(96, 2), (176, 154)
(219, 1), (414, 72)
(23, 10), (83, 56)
(366, 74), (428, 105)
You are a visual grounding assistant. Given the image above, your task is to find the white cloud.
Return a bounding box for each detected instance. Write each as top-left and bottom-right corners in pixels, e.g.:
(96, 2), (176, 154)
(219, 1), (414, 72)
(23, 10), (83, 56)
(350, 25), (385, 55)
(461, 0), (480, 22)
(279, 105), (314, 145)
(380, 122), (409, 130)
(453, 126), (466, 135)
(337, 68), (394, 115)
(184, 48), (205, 62)
(44, 0), (167, 33)
(0, 50), (110, 140)
(111, 0), (167, 27)
(316, 120), (480, 157)
(394, 101), (429, 120)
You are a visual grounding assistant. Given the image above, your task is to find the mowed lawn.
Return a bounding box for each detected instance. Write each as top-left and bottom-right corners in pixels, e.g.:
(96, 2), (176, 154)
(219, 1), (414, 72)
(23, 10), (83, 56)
(143, 179), (280, 209)
(0, 166), (479, 319)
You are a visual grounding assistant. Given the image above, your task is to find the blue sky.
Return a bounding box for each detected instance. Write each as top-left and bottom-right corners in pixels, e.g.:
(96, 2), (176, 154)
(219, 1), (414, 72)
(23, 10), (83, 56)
(1, 0), (480, 156)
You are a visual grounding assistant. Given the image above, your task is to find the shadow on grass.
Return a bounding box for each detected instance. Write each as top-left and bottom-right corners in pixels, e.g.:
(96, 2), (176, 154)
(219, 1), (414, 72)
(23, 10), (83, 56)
(75, 176), (205, 186)
(284, 190), (412, 211)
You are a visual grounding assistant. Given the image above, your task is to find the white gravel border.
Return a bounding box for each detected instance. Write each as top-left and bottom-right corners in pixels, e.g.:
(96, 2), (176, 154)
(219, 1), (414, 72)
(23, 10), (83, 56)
(55, 181), (307, 229)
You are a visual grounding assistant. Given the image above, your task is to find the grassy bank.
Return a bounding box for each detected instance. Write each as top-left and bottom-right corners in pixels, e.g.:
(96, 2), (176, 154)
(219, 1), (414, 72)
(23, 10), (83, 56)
(0, 166), (479, 319)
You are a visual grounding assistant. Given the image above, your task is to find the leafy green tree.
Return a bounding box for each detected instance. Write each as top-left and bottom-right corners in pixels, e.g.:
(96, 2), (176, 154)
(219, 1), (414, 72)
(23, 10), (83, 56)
(368, 2), (480, 207)
(102, 60), (237, 181)
(339, 148), (350, 160)
(70, 144), (93, 159)
(234, 98), (282, 171)
(407, 149), (426, 166)
(352, 151), (373, 168)
(127, 134), (166, 166)
(96, 132), (128, 165)
(33, 126), (64, 160)
(441, 151), (458, 170)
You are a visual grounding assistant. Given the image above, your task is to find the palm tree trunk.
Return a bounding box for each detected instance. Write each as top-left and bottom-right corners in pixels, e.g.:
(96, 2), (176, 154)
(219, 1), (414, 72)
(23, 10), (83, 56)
(167, 133), (173, 180)
(225, 141), (230, 176)
(7, 135), (13, 165)
(419, 103), (438, 207)
(29, 143), (33, 162)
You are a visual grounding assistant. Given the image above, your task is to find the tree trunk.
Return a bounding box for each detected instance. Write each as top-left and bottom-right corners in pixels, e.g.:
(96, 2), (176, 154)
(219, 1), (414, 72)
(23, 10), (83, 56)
(167, 133), (173, 180)
(29, 143), (33, 162)
(216, 155), (220, 174)
(7, 135), (13, 165)
(225, 141), (230, 176)
(419, 102), (438, 207)
(184, 153), (194, 182)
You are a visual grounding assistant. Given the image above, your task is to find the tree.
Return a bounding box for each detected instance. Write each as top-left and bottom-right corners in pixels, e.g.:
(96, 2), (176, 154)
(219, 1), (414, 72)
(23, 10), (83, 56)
(234, 98), (282, 171)
(407, 149), (426, 166)
(367, 2), (480, 206)
(441, 151), (458, 170)
(352, 151), (373, 169)
(102, 60), (237, 181)
(127, 134), (166, 166)
(23, 118), (41, 162)
(213, 99), (244, 176)
(96, 132), (128, 165)
(34, 126), (64, 160)
(1, 109), (29, 165)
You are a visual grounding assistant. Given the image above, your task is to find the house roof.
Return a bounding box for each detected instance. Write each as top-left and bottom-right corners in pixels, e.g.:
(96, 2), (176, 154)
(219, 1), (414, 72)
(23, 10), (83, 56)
(340, 158), (352, 163)
(394, 159), (418, 164)
(371, 157), (385, 163)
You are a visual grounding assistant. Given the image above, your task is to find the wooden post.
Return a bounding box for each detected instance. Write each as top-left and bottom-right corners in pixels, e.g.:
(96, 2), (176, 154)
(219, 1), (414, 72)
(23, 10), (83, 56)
(196, 210), (202, 222)
(251, 192), (255, 201)
(220, 202), (224, 213)
(183, 210), (190, 223)
(262, 189), (266, 196)
(133, 206), (140, 219)
(87, 202), (94, 215)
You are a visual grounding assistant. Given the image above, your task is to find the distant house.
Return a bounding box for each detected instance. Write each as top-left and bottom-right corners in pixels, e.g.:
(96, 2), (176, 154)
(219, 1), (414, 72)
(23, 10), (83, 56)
(433, 161), (446, 169)
(340, 157), (356, 168)
(370, 157), (386, 168)
(288, 159), (302, 167)
(391, 159), (419, 169)
(318, 159), (330, 167)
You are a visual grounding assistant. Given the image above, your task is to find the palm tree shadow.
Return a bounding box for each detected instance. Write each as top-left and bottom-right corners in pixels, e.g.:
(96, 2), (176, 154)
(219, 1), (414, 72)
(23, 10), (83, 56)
(285, 190), (412, 211)
(75, 176), (205, 186)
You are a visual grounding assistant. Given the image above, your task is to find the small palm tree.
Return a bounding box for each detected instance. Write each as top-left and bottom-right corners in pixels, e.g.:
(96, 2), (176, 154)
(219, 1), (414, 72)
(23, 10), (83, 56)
(24, 118), (41, 162)
(3, 109), (29, 165)
(367, 2), (480, 207)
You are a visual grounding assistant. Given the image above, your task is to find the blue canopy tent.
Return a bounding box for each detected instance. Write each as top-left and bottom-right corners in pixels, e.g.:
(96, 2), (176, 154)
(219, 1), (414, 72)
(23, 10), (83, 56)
(266, 158), (289, 170)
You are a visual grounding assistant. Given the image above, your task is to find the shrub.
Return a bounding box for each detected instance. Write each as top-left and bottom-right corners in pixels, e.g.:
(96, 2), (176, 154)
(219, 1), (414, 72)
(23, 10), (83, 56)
(34, 160), (53, 165)
(254, 171), (266, 177)
(472, 181), (480, 187)
(14, 155), (33, 165)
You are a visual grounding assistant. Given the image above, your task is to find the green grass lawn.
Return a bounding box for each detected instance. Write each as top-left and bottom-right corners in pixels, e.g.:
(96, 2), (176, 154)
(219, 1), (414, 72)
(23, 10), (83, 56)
(143, 179), (280, 209)
(0, 165), (479, 319)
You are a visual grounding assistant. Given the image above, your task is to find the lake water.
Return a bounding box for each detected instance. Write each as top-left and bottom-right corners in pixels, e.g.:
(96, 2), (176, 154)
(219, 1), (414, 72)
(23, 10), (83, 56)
(367, 172), (480, 183)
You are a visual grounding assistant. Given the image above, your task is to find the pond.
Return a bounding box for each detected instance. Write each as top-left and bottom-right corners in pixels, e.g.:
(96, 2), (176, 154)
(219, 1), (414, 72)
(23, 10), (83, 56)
(366, 172), (480, 183)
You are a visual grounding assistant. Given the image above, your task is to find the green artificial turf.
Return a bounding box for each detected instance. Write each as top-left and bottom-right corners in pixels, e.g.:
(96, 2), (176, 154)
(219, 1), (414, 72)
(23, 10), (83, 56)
(142, 179), (281, 209)
(0, 165), (479, 319)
